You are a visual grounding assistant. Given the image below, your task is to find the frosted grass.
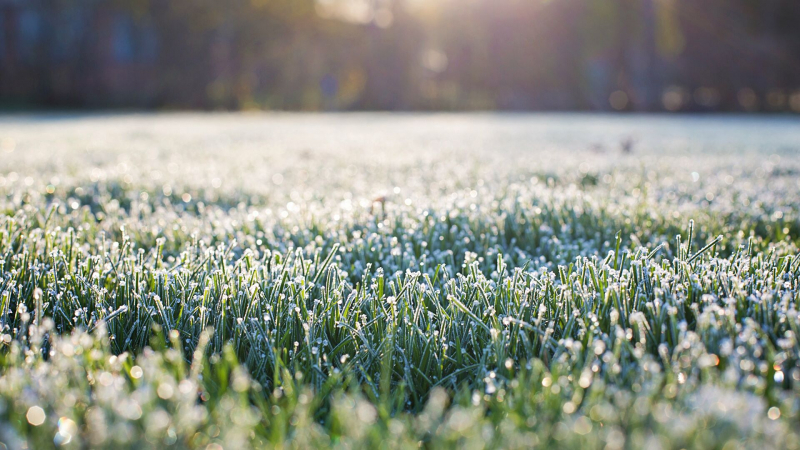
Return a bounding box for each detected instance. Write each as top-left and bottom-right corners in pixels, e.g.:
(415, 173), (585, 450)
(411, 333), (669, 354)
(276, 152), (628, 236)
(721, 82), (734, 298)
(0, 113), (798, 448)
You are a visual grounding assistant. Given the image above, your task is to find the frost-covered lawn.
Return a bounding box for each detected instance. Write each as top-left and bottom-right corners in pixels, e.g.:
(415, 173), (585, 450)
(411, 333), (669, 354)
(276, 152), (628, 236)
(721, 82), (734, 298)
(0, 113), (799, 449)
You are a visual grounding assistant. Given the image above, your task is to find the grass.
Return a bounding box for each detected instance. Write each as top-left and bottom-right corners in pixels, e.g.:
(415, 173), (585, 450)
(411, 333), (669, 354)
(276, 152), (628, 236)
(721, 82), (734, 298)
(0, 114), (799, 448)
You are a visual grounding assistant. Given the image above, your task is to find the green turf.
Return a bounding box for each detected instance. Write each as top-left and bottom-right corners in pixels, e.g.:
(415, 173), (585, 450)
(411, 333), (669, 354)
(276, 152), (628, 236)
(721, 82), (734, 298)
(0, 114), (798, 449)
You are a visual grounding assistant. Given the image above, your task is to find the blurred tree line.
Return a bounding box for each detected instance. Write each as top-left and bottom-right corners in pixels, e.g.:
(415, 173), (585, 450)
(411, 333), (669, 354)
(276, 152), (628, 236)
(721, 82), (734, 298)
(1, 0), (800, 111)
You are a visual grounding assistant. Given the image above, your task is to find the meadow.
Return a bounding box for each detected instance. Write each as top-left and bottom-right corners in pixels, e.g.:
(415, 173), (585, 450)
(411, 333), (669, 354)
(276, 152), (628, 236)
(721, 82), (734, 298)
(0, 113), (799, 449)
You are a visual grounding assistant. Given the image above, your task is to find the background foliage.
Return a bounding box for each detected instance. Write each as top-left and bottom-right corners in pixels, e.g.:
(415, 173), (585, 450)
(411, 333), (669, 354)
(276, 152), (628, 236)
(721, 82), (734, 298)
(1, 0), (800, 111)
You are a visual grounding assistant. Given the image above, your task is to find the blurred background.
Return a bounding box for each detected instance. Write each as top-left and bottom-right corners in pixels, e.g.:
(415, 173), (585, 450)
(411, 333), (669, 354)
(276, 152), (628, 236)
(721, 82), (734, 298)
(1, 0), (800, 112)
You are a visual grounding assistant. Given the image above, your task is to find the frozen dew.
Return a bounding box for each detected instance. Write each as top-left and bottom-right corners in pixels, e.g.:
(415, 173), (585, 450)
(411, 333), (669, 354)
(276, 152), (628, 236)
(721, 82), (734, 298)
(157, 383), (174, 400)
(55, 417), (78, 445)
(27, 406), (46, 426)
(130, 366), (144, 379)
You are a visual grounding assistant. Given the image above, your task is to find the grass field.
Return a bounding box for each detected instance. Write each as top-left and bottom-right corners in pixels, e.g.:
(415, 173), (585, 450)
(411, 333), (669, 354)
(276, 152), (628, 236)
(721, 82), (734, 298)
(0, 113), (799, 449)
